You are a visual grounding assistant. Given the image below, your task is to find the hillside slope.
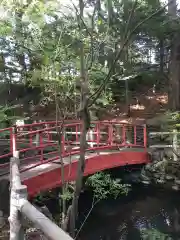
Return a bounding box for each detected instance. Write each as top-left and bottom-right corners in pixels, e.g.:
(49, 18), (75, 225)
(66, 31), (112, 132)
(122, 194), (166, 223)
(99, 88), (168, 124)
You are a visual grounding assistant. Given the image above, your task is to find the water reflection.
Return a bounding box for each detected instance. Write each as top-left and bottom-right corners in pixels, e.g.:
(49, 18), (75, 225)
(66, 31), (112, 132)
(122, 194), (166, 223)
(79, 185), (180, 240)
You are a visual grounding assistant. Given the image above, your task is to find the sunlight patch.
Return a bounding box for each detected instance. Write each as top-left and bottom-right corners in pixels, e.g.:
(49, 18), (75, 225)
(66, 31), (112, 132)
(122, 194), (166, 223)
(130, 104), (145, 110)
(24, 163), (52, 172)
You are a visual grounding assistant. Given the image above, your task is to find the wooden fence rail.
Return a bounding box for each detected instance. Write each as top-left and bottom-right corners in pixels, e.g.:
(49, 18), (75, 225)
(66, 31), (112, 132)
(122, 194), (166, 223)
(9, 152), (73, 240)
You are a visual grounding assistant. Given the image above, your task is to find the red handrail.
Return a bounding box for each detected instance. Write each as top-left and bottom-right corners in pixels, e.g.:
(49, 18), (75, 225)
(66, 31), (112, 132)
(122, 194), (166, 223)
(0, 121), (147, 174)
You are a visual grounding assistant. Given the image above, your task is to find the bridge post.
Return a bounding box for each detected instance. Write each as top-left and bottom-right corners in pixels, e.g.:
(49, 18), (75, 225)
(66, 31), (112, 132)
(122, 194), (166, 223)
(35, 131), (40, 147)
(143, 124), (147, 148)
(116, 124), (122, 143)
(12, 126), (18, 158)
(9, 156), (27, 240)
(9, 152), (74, 240)
(86, 129), (94, 148)
(173, 129), (178, 161)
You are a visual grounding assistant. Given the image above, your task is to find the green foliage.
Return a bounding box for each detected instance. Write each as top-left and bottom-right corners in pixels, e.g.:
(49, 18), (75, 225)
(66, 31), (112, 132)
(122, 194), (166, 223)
(34, 190), (57, 204)
(0, 0), (174, 114)
(0, 105), (18, 122)
(0, 20), (12, 36)
(0, 105), (10, 123)
(156, 111), (180, 131)
(35, 185), (73, 204)
(59, 187), (73, 202)
(0, 105), (22, 137)
(141, 228), (172, 240)
(85, 172), (131, 201)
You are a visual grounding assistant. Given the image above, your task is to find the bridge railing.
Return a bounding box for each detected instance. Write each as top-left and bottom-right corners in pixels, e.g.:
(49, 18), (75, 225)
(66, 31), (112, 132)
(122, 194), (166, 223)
(14, 120), (147, 145)
(0, 121), (147, 173)
(9, 152), (73, 240)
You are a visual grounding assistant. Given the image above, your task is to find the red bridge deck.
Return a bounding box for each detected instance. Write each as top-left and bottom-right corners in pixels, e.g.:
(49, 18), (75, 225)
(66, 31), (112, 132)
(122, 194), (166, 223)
(0, 121), (150, 197)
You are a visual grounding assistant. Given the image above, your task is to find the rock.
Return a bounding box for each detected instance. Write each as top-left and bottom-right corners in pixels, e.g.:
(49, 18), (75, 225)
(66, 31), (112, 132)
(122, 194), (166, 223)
(174, 179), (180, 185)
(141, 173), (150, 181)
(26, 228), (48, 240)
(154, 173), (161, 179)
(142, 180), (150, 185)
(145, 164), (152, 170)
(156, 179), (165, 184)
(172, 185), (179, 191)
(150, 167), (157, 173)
(165, 175), (174, 180)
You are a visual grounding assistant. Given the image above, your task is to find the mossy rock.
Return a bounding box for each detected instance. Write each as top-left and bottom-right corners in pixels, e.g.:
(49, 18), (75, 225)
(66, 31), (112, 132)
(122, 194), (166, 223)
(172, 185), (179, 191)
(165, 175), (174, 181)
(142, 180), (151, 185)
(174, 179), (180, 185)
(156, 178), (165, 184)
(154, 173), (162, 179)
(145, 163), (153, 170)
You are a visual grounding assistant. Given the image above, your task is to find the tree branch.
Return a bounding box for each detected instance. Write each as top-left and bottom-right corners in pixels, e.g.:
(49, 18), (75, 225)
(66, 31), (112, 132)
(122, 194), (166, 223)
(88, 0), (174, 107)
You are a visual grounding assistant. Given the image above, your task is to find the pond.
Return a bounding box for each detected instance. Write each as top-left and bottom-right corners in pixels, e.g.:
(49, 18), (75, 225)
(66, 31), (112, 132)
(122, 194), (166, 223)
(77, 169), (180, 240)
(31, 165), (180, 240)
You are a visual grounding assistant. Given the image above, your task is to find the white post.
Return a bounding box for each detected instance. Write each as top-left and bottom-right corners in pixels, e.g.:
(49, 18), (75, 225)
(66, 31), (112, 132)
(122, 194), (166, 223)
(116, 125), (121, 143)
(8, 153), (74, 240)
(173, 129), (178, 161)
(34, 120), (40, 147)
(35, 132), (40, 147)
(86, 129), (94, 148)
(12, 127), (19, 159)
(9, 156), (27, 240)
(15, 120), (24, 132)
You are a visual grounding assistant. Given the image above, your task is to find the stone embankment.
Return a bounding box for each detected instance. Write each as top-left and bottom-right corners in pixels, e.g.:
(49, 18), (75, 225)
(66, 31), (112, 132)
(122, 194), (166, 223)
(141, 150), (180, 190)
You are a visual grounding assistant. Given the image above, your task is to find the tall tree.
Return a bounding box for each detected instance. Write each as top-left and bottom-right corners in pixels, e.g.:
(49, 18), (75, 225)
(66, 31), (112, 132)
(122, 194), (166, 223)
(168, 0), (180, 110)
(69, 0), (91, 237)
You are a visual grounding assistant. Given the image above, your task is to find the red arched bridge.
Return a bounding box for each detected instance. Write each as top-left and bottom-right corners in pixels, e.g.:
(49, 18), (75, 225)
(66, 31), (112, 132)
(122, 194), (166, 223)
(0, 121), (150, 197)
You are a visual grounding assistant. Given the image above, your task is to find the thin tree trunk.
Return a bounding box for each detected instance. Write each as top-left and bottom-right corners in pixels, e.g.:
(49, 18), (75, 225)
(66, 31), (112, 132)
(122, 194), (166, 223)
(69, 0), (90, 237)
(107, 0), (113, 26)
(55, 89), (66, 230)
(159, 39), (164, 74)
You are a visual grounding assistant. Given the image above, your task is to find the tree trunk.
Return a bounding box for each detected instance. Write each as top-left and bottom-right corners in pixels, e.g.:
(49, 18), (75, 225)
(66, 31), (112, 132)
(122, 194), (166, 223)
(159, 39), (164, 74)
(15, 8), (27, 83)
(168, 0), (180, 110)
(169, 32), (180, 110)
(107, 0), (113, 26)
(69, 0), (90, 237)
